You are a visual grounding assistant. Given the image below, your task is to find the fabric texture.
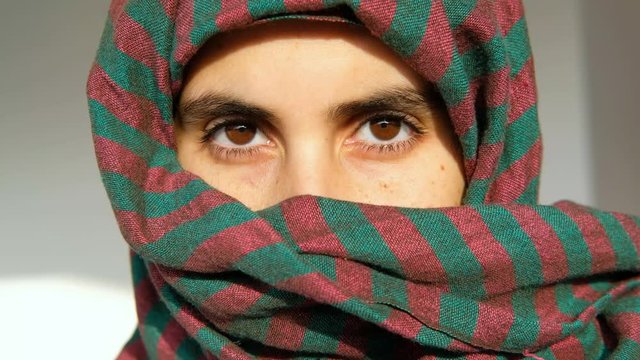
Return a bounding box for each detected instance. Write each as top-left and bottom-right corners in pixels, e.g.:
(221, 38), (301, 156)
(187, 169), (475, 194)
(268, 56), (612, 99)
(86, 0), (640, 359)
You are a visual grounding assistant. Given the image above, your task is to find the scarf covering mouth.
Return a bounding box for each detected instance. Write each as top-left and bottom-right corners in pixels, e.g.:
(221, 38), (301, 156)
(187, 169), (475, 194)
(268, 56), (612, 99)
(86, 0), (640, 358)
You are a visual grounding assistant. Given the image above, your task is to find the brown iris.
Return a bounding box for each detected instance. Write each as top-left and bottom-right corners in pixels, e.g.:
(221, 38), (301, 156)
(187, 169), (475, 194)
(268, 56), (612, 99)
(225, 123), (256, 145)
(370, 117), (401, 141)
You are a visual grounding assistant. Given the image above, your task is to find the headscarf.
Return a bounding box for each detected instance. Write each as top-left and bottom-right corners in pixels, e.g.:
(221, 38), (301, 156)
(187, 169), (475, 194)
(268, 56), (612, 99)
(86, 0), (640, 359)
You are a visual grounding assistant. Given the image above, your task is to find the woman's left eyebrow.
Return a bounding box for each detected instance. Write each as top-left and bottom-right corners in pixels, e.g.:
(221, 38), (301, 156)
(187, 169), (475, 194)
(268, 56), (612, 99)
(326, 85), (440, 120)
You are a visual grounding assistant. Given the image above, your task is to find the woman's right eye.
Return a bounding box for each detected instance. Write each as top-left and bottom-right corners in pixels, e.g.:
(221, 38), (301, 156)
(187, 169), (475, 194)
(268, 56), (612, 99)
(202, 121), (270, 148)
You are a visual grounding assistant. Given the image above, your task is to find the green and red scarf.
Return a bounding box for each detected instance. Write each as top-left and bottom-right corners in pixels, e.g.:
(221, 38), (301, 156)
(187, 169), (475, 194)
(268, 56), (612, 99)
(87, 0), (640, 358)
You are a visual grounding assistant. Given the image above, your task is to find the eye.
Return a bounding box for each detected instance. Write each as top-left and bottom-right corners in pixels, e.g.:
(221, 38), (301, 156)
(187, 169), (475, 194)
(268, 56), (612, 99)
(353, 114), (416, 144)
(205, 121), (270, 148)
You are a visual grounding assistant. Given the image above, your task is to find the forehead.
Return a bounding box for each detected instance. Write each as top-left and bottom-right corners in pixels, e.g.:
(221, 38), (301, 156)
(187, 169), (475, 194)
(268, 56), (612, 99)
(179, 19), (428, 111)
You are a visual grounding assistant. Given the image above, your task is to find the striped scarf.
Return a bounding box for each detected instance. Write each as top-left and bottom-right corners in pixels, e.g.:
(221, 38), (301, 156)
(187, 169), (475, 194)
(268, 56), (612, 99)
(86, 0), (640, 359)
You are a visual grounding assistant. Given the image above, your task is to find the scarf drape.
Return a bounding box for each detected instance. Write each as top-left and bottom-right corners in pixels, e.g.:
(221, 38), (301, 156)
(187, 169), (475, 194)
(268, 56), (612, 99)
(86, 0), (640, 359)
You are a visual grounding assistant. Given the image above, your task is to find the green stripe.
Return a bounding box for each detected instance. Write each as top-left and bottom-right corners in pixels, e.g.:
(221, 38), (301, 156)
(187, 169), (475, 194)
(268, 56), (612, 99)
(443, 1), (478, 29)
(555, 283), (590, 317)
(247, 0), (286, 18)
(140, 301), (173, 359)
(504, 18), (531, 77)
(477, 206), (544, 287)
(102, 172), (210, 218)
(590, 210), (639, 269)
(174, 273), (237, 306)
(483, 104), (508, 145)
(371, 269), (409, 310)
(415, 326), (453, 351)
(191, 0), (221, 44)
(95, 19), (172, 122)
(300, 306), (345, 353)
(536, 206), (593, 277)
(381, 1), (431, 58)
(89, 99), (179, 172)
(502, 288), (540, 350)
(141, 202), (255, 265)
(175, 336), (206, 358)
(235, 243), (312, 284)
(398, 209), (486, 298)
(437, 55), (470, 106)
(317, 198), (405, 277)
(576, 321), (606, 359)
(460, 35), (507, 80)
(131, 253), (149, 286)
(516, 175), (539, 204)
(438, 292), (478, 340)
(611, 338), (640, 359)
(495, 105), (539, 176)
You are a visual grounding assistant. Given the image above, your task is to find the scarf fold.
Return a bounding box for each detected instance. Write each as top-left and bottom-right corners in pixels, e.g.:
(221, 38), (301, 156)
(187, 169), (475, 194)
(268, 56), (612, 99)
(86, 0), (640, 359)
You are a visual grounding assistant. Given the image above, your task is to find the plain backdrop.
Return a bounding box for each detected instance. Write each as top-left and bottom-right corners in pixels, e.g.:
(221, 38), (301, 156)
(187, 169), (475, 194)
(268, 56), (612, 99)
(0, 1), (638, 359)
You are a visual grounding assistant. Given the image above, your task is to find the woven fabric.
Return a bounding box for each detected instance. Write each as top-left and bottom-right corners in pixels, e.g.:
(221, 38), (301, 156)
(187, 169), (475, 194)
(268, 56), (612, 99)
(86, 0), (640, 359)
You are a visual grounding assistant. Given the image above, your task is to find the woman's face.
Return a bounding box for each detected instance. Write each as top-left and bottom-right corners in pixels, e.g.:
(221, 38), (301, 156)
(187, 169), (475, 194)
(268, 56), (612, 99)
(174, 20), (466, 211)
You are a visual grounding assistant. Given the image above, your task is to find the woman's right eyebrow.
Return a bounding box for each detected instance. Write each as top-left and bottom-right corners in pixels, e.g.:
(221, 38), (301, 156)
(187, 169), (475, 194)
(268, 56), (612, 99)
(176, 93), (276, 126)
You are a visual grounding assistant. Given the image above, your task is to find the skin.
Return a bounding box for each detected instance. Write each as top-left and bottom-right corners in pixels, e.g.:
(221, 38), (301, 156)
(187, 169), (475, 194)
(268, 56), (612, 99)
(174, 19), (466, 211)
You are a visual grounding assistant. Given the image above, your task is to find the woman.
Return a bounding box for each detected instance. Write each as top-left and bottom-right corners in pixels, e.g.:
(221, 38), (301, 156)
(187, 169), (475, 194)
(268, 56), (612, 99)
(87, 0), (640, 359)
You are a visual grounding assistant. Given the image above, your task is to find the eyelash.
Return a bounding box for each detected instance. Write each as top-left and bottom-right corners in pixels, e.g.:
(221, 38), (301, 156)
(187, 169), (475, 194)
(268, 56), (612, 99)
(199, 113), (428, 160)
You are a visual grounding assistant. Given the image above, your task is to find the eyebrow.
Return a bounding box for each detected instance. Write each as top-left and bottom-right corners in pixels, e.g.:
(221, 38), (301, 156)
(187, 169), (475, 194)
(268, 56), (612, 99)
(175, 85), (442, 127)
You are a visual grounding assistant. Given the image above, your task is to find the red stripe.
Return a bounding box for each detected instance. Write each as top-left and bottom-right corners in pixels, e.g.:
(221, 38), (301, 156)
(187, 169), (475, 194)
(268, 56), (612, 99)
(486, 138), (541, 203)
(408, 0), (454, 83)
(533, 286), (568, 348)
(216, 0), (252, 31)
(494, 0), (525, 37)
(334, 316), (367, 358)
(281, 196), (349, 258)
(201, 282), (267, 329)
(276, 272), (349, 304)
(472, 142), (504, 180)
(157, 318), (189, 360)
(170, 0), (198, 71)
(508, 59), (536, 124)
(406, 282), (442, 329)
(112, 12), (172, 96)
(94, 136), (192, 193)
(380, 308), (423, 340)
(116, 335), (148, 360)
(174, 307), (208, 337)
(549, 335), (585, 360)
(263, 308), (312, 351)
(109, 0), (129, 21)
(472, 296), (514, 350)
(444, 207), (518, 296)
(87, 64), (174, 149)
(283, 0), (324, 12)
(356, 0), (397, 37)
(335, 258), (373, 301)
(572, 283), (602, 303)
(454, 0), (496, 54)
(114, 190), (234, 247)
(184, 218), (283, 272)
(609, 312), (640, 343)
(555, 202), (618, 274)
(505, 204), (570, 283)
(358, 204), (449, 284)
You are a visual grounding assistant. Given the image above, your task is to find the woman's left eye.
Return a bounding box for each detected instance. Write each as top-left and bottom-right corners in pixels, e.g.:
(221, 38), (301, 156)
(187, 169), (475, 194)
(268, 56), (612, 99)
(354, 115), (413, 143)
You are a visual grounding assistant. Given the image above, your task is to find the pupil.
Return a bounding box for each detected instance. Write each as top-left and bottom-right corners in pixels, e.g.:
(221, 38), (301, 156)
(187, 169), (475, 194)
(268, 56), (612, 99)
(370, 118), (401, 141)
(225, 124), (256, 145)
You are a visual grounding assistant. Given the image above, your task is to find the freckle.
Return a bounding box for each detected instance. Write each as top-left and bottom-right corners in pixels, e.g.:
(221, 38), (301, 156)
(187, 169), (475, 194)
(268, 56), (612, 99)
(381, 183), (389, 189)
(440, 164), (445, 171)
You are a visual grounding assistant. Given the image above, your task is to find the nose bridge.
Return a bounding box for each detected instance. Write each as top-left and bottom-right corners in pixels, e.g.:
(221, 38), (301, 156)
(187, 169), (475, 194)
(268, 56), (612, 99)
(280, 137), (336, 198)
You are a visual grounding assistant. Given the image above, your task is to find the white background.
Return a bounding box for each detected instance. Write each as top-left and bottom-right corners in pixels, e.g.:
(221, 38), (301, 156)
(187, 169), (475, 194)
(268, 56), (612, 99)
(1, 1), (638, 359)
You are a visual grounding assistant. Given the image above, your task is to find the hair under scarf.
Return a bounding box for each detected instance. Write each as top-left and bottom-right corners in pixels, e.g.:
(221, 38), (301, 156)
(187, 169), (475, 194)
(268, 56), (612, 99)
(87, 0), (640, 359)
